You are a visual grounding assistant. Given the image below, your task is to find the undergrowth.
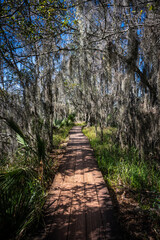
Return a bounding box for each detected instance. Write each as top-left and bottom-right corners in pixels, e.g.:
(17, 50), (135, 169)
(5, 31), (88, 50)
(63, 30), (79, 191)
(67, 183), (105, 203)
(53, 124), (74, 148)
(0, 120), (74, 240)
(75, 121), (86, 127)
(0, 167), (46, 240)
(83, 126), (160, 205)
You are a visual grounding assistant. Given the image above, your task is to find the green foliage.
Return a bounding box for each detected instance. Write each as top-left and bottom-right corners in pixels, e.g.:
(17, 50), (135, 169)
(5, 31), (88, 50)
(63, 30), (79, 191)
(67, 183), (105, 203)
(53, 124), (74, 148)
(75, 121), (86, 127)
(52, 114), (75, 147)
(67, 113), (76, 122)
(53, 119), (63, 129)
(0, 113), (74, 239)
(16, 134), (31, 162)
(0, 118), (52, 239)
(0, 167), (46, 240)
(16, 134), (27, 146)
(83, 126), (160, 192)
(53, 113), (76, 130)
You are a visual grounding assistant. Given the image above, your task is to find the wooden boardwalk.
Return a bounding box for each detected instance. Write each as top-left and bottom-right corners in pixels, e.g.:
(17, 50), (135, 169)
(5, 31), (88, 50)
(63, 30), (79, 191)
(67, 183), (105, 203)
(33, 126), (121, 240)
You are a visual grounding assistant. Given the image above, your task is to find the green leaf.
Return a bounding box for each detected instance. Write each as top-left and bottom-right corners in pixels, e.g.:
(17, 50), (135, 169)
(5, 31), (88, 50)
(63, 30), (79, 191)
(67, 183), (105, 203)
(16, 134), (27, 147)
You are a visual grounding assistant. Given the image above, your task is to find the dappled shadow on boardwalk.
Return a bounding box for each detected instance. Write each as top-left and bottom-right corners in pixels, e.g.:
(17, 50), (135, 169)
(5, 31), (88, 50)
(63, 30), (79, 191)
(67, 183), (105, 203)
(32, 126), (122, 240)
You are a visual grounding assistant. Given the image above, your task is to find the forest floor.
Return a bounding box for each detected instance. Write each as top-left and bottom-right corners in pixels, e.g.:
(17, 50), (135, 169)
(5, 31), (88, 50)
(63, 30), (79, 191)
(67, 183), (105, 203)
(31, 126), (122, 240)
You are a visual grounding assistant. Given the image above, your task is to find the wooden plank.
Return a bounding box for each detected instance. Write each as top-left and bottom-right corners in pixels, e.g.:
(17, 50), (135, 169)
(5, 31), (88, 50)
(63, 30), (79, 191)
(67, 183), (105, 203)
(83, 150), (105, 240)
(67, 149), (86, 240)
(47, 147), (76, 240)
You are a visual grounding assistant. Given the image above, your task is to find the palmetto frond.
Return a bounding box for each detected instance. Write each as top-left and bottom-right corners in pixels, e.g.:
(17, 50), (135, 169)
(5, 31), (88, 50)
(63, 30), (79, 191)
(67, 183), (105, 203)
(5, 117), (26, 140)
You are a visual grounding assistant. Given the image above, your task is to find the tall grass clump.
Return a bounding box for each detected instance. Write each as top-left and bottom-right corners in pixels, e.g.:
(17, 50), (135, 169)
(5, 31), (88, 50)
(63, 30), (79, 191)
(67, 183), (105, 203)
(83, 126), (160, 193)
(0, 167), (46, 240)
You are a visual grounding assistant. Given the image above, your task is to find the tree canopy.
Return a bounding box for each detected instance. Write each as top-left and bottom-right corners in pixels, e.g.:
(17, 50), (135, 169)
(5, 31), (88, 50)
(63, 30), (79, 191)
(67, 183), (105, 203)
(0, 0), (159, 162)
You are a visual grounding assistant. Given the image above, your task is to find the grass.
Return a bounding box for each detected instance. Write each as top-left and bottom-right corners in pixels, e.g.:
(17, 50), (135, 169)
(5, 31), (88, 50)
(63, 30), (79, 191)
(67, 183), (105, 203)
(0, 166), (46, 240)
(75, 121), (86, 127)
(83, 126), (160, 199)
(83, 126), (160, 239)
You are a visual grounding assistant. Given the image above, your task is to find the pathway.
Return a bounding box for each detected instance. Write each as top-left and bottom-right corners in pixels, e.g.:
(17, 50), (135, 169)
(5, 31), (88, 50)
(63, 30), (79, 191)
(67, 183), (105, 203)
(33, 126), (121, 240)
